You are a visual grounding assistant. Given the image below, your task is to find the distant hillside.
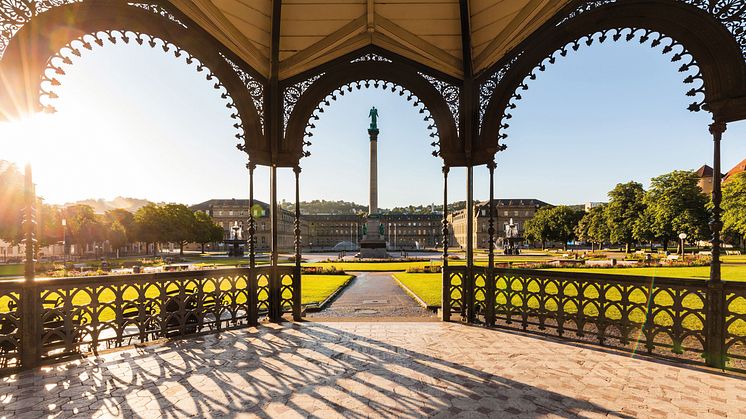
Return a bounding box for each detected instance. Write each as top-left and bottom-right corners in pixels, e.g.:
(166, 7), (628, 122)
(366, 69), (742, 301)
(63, 197), (152, 214)
(280, 199), (368, 215)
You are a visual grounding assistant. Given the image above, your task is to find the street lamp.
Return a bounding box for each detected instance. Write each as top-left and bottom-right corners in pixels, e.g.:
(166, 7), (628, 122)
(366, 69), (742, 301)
(679, 232), (688, 257)
(61, 218), (66, 262)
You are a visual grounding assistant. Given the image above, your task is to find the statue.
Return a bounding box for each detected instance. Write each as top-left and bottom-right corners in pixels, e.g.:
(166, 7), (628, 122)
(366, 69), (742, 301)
(368, 106), (379, 130)
(379, 223), (384, 235)
(362, 224), (368, 235)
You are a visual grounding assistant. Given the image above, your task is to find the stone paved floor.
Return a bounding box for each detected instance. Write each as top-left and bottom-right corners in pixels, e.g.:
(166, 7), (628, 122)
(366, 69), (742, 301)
(308, 272), (435, 318)
(2, 322), (746, 418)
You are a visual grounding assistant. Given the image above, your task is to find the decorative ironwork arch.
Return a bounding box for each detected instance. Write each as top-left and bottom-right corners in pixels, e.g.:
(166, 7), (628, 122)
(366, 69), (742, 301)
(282, 56), (462, 167)
(477, 0), (746, 163)
(0, 1), (270, 164)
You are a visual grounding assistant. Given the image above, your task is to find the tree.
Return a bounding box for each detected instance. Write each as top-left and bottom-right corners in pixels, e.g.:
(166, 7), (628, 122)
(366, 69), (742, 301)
(524, 207), (553, 249)
(723, 172), (746, 250)
(63, 205), (105, 256)
(547, 206), (584, 251)
(104, 209), (135, 256)
(606, 182), (646, 253)
(645, 170), (710, 252)
(161, 204), (197, 255)
(193, 211), (224, 253)
(134, 203), (166, 255)
(575, 206), (609, 251)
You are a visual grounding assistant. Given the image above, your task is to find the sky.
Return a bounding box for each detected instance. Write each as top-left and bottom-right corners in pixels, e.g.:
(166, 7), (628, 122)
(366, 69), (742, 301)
(0, 37), (744, 208)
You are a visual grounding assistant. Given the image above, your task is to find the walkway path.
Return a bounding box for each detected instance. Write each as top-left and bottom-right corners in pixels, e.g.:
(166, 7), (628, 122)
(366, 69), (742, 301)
(308, 271), (434, 319)
(2, 322), (745, 417)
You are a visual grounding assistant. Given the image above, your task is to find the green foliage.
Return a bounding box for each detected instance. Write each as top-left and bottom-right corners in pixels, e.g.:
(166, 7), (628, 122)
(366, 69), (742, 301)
(524, 207), (553, 248)
(723, 172), (746, 248)
(133, 203), (165, 250)
(63, 205), (105, 252)
(644, 170), (710, 245)
(161, 204), (197, 254)
(575, 206), (609, 248)
(525, 206), (582, 249)
(606, 182), (646, 252)
(193, 211), (224, 252)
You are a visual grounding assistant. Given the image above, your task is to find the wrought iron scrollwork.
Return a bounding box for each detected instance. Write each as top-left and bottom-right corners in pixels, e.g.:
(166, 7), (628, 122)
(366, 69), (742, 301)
(418, 72), (460, 135)
(559, 0), (746, 59)
(39, 30), (247, 145)
(0, 0), (81, 60)
(222, 53), (265, 134)
(283, 73), (324, 136)
(686, 0), (746, 59)
(297, 79), (441, 159)
(488, 28), (704, 145)
(128, 2), (187, 29)
(350, 53), (392, 63)
(478, 55), (519, 134)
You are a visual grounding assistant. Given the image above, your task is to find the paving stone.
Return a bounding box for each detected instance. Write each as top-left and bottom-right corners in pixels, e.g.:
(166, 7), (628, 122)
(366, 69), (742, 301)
(2, 322), (746, 417)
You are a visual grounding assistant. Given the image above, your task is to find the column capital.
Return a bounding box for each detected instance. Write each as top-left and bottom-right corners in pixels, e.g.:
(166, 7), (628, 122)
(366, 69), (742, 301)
(293, 165), (302, 175)
(442, 166), (450, 175)
(709, 121), (727, 136)
(487, 160), (497, 171)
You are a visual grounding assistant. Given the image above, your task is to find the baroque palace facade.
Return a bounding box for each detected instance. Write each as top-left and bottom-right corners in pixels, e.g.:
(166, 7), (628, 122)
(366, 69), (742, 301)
(192, 198), (548, 251)
(448, 199), (551, 250)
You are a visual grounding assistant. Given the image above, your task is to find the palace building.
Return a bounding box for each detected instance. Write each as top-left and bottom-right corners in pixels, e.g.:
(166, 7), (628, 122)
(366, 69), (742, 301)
(190, 199), (302, 252)
(448, 199), (551, 249)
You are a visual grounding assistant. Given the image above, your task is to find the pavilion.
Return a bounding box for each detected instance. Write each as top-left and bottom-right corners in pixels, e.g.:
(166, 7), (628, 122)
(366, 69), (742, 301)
(0, 1), (745, 413)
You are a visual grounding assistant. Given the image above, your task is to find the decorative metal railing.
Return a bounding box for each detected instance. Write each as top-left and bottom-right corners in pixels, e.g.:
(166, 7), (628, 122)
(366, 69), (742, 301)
(443, 266), (746, 368)
(0, 266), (301, 374)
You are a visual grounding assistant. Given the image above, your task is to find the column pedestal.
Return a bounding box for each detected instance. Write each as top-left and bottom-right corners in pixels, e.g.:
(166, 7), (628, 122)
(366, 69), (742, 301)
(359, 215), (388, 258)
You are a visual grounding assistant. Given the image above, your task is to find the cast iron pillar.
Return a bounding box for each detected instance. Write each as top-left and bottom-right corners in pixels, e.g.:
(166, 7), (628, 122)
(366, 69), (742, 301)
(441, 166), (450, 321)
(293, 166), (302, 321)
(486, 160), (497, 327)
(269, 164), (281, 322)
(465, 165), (475, 323)
(21, 164), (39, 368)
(706, 120), (726, 368)
(248, 161), (256, 269)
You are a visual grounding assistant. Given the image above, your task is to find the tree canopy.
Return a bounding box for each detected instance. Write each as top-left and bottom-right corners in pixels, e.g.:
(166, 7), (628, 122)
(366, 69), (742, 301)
(723, 172), (746, 248)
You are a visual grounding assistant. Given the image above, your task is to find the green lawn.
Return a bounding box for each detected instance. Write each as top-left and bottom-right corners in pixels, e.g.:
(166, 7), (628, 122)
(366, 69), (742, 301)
(545, 265), (746, 281)
(0, 264), (22, 277)
(394, 273), (442, 307)
(0, 274), (352, 322)
(301, 275), (352, 305)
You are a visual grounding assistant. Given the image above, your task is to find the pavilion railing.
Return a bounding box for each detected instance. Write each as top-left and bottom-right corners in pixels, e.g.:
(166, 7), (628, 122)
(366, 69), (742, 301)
(442, 265), (746, 368)
(0, 265), (301, 374)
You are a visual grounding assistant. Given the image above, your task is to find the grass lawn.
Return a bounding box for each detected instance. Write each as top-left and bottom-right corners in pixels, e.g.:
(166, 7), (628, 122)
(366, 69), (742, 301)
(545, 265), (746, 281)
(0, 264), (22, 277)
(301, 275), (352, 305)
(394, 273), (442, 307)
(0, 274), (352, 322)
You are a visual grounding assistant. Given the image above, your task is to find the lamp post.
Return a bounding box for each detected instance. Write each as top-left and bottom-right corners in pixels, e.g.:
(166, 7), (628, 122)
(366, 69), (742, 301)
(61, 218), (66, 262)
(679, 232), (687, 257)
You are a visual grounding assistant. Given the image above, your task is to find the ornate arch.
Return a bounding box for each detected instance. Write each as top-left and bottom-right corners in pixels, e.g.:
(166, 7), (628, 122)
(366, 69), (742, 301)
(280, 52), (463, 167)
(0, 1), (270, 164)
(477, 0), (746, 163)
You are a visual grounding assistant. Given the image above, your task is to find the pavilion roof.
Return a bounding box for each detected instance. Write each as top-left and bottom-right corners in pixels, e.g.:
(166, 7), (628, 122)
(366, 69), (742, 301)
(167, 0), (572, 80)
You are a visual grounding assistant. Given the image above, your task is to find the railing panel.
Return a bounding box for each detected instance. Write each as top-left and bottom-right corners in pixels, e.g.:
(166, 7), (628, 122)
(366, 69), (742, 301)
(485, 268), (708, 362)
(443, 266), (466, 320)
(0, 281), (23, 373)
(33, 268), (255, 361)
(724, 282), (746, 369)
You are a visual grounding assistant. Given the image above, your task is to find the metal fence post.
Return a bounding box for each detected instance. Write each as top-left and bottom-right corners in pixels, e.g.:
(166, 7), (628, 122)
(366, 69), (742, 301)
(20, 164), (39, 369)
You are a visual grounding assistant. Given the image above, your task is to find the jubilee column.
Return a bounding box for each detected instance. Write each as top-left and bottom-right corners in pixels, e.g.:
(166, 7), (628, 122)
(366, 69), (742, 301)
(359, 106), (388, 258)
